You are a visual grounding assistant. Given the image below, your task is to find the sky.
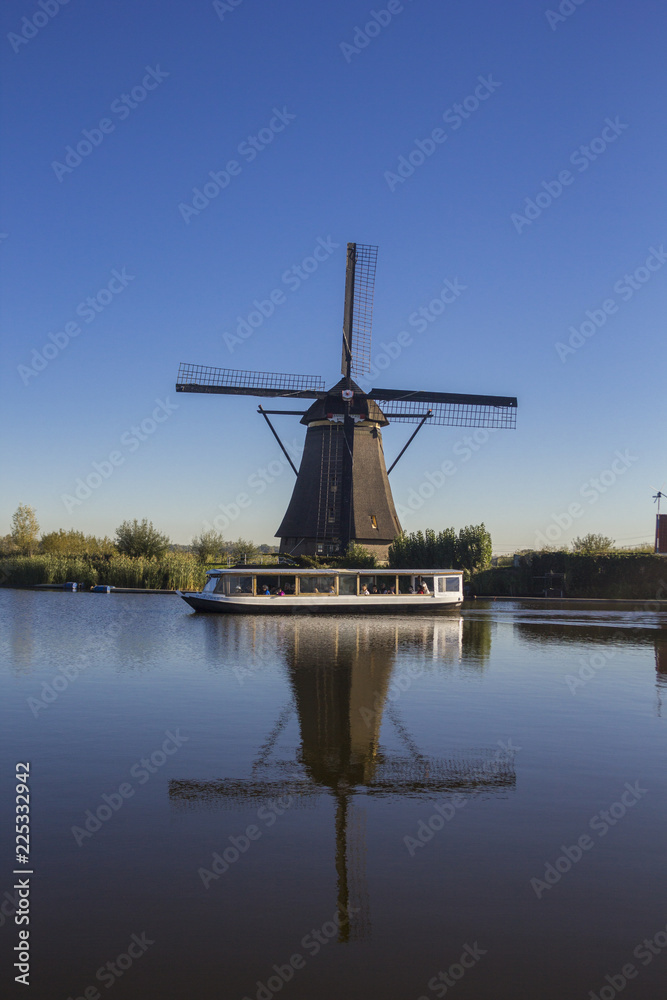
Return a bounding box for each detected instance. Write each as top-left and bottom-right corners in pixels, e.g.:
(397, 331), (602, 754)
(1, 0), (665, 552)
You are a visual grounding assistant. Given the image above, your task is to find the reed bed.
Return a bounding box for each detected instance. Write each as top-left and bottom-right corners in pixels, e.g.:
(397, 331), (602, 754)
(0, 553), (209, 591)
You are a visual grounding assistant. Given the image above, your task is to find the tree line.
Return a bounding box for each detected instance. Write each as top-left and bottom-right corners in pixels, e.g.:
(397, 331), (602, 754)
(2, 506), (274, 564)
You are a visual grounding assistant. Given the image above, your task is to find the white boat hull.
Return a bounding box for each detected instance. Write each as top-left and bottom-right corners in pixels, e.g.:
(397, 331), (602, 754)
(177, 591), (463, 615)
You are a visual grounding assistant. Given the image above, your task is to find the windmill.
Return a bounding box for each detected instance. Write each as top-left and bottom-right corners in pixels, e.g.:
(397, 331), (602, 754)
(176, 243), (518, 558)
(169, 618), (516, 941)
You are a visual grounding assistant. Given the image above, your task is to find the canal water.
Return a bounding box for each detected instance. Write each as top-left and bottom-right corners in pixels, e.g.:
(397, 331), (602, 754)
(1, 590), (666, 999)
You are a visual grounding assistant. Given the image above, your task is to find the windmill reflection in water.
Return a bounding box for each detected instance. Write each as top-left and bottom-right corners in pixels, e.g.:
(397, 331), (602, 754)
(169, 617), (516, 941)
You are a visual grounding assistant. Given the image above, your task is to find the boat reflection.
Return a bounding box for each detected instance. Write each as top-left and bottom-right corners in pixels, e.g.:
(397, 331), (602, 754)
(169, 616), (514, 941)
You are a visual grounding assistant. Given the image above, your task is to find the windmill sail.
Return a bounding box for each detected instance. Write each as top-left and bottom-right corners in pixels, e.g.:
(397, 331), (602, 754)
(341, 243), (377, 380)
(176, 363), (325, 398)
(369, 388), (518, 428)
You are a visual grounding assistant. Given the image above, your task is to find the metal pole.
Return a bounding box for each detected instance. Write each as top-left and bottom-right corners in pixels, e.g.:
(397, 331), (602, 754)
(257, 406), (298, 475)
(387, 411), (432, 474)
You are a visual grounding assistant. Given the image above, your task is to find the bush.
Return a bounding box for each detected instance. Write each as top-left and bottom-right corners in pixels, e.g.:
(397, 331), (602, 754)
(115, 519), (170, 558)
(339, 543), (377, 568)
(192, 529), (227, 563)
(389, 525), (491, 574)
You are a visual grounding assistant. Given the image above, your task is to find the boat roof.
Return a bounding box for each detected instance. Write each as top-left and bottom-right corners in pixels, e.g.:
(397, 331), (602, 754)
(204, 567), (461, 576)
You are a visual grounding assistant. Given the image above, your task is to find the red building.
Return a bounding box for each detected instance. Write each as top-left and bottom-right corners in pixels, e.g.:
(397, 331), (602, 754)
(656, 514), (667, 554)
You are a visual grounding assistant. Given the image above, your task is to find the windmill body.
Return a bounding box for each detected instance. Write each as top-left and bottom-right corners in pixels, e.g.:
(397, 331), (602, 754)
(276, 378), (400, 558)
(176, 243), (518, 558)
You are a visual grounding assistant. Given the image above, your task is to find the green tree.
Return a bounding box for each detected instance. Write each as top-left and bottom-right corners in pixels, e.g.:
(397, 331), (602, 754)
(192, 529), (226, 563)
(41, 529), (87, 554)
(340, 543), (377, 568)
(231, 538), (258, 565)
(571, 533), (614, 554)
(457, 523), (492, 576)
(115, 519), (170, 558)
(40, 529), (116, 555)
(0, 534), (19, 556)
(11, 504), (40, 555)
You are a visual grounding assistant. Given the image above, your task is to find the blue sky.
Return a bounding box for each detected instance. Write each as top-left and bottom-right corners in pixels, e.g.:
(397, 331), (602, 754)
(1, 0), (665, 551)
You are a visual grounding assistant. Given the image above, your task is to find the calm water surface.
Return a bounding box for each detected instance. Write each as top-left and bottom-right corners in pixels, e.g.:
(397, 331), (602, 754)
(1, 591), (666, 999)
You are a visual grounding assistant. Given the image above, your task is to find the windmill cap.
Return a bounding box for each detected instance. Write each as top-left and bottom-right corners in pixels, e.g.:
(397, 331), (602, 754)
(301, 378), (388, 426)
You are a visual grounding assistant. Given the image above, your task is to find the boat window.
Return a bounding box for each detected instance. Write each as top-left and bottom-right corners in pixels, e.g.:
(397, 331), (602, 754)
(256, 575), (296, 595)
(397, 576), (415, 594)
(203, 577), (217, 593)
(299, 575), (337, 595)
(416, 576), (434, 594)
(338, 575), (357, 595)
(214, 575), (253, 595)
(445, 576), (460, 592)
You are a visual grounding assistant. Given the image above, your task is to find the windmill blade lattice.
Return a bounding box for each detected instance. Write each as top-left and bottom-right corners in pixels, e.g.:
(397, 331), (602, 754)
(370, 388), (517, 428)
(341, 243), (378, 380)
(176, 363), (326, 398)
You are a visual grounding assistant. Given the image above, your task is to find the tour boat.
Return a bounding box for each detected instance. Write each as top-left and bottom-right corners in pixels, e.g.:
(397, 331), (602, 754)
(177, 568), (464, 614)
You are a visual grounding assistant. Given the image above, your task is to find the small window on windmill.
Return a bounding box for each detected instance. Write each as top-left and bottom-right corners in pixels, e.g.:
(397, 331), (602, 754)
(370, 515), (378, 530)
(328, 506), (335, 523)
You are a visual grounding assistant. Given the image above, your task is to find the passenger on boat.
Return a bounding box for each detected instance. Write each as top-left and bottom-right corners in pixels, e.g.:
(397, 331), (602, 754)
(262, 585), (271, 596)
(361, 585), (370, 595)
